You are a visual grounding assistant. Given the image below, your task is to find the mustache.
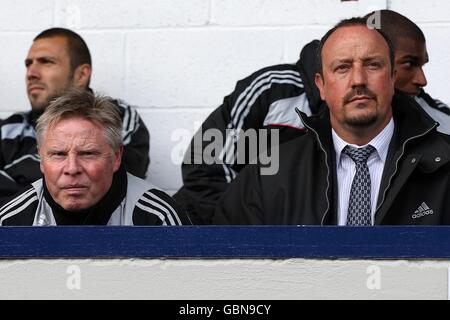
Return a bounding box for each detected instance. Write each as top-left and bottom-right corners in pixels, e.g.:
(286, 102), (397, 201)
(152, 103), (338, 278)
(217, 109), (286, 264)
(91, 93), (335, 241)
(27, 81), (46, 88)
(343, 87), (376, 104)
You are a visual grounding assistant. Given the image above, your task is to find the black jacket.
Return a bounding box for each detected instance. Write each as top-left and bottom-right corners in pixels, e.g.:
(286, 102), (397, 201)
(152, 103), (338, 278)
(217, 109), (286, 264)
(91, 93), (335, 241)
(0, 98), (150, 203)
(214, 93), (450, 225)
(174, 40), (322, 224)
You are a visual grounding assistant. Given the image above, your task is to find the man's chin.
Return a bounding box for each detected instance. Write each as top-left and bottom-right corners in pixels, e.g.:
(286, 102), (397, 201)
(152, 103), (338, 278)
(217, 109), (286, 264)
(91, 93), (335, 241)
(30, 100), (49, 112)
(60, 201), (91, 213)
(397, 88), (420, 97)
(345, 114), (378, 127)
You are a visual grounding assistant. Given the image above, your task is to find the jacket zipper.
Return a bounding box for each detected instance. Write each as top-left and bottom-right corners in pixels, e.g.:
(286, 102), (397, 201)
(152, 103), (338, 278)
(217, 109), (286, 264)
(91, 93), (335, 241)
(299, 113), (330, 225)
(375, 123), (437, 216)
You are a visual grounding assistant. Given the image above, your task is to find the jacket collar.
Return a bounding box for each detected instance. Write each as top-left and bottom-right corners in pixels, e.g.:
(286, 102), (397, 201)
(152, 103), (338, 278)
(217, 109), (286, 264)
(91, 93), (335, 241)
(390, 91), (438, 142)
(296, 102), (335, 224)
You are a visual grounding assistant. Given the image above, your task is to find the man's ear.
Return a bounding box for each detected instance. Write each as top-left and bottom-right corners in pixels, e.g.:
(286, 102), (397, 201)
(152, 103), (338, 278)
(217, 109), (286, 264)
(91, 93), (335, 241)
(73, 64), (92, 89)
(390, 68), (397, 95)
(37, 146), (45, 174)
(315, 73), (326, 100)
(113, 145), (124, 173)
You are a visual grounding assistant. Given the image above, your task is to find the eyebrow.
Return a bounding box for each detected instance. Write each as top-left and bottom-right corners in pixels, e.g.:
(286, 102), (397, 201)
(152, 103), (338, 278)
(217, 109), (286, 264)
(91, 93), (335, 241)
(25, 56), (57, 64)
(399, 54), (419, 60)
(330, 55), (385, 65)
(399, 54), (429, 64)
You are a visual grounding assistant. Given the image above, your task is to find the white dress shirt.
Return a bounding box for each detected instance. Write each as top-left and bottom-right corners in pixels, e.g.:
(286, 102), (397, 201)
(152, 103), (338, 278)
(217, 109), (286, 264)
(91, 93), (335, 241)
(333, 118), (394, 226)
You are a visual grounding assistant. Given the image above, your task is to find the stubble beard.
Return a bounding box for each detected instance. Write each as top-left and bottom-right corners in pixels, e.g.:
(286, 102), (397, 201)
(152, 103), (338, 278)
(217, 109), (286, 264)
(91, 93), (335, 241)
(344, 105), (378, 127)
(30, 91), (61, 113)
(29, 73), (75, 112)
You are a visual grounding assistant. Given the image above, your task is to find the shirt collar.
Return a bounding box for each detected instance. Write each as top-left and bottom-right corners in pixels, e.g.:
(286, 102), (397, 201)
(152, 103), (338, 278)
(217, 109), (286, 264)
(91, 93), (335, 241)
(332, 117), (394, 164)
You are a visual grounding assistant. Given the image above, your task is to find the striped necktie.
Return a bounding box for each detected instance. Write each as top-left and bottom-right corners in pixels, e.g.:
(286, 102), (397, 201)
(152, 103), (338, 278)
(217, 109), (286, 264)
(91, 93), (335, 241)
(343, 145), (376, 226)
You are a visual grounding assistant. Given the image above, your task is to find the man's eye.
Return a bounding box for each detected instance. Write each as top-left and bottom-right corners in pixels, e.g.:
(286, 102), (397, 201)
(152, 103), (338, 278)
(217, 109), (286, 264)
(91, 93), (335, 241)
(367, 62), (382, 70)
(80, 151), (98, 157)
(36, 58), (55, 65)
(50, 152), (66, 159)
(402, 61), (413, 68)
(335, 65), (350, 73)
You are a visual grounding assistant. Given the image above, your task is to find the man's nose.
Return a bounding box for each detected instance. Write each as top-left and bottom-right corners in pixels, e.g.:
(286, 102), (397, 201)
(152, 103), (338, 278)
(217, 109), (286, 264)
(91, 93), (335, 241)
(350, 64), (368, 87)
(64, 155), (82, 175)
(26, 63), (40, 81)
(413, 67), (428, 88)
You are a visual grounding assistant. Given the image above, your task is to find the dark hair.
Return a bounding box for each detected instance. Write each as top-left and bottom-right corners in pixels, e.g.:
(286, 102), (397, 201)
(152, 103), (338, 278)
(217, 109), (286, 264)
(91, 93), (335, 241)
(365, 10), (426, 48)
(34, 28), (92, 72)
(317, 17), (395, 76)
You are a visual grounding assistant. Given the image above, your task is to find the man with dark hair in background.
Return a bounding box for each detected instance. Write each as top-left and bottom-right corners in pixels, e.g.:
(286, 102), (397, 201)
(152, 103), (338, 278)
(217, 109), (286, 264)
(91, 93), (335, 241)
(0, 28), (150, 203)
(370, 9), (450, 133)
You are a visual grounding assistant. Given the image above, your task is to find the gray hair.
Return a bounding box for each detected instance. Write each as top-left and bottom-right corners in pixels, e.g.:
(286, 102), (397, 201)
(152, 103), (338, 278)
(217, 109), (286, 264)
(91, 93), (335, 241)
(36, 88), (122, 150)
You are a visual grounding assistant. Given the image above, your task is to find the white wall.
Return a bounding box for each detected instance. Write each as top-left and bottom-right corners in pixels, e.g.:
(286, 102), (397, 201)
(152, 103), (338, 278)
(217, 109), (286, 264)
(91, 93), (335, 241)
(2, 0), (449, 193)
(0, 259), (448, 299)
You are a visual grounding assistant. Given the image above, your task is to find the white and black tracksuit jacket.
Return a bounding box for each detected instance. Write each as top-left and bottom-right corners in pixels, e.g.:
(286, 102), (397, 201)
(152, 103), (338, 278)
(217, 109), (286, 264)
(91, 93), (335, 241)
(0, 167), (190, 226)
(415, 89), (450, 134)
(174, 39), (450, 225)
(0, 97), (150, 204)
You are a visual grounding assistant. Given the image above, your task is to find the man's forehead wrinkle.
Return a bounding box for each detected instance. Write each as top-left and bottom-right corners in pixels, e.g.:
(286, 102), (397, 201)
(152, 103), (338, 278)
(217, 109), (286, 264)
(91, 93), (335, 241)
(50, 126), (98, 137)
(329, 54), (384, 66)
(46, 128), (100, 147)
(326, 42), (384, 63)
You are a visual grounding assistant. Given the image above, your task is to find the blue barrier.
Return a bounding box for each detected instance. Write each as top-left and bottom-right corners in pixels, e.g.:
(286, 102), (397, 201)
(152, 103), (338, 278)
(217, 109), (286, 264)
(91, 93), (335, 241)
(0, 226), (449, 258)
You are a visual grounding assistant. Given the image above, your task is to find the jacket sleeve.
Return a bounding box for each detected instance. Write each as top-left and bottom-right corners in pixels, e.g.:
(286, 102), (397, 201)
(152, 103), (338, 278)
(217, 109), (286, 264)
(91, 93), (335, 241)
(174, 72), (266, 224)
(0, 186), (38, 225)
(175, 101), (237, 225)
(115, 100), (150, 179)
(0, 122), (27, 204)
(433, 98), (450, 114)
(132, 188), (192, 225)
(0, 171), (23, 205)
(213, 164), (265, 225)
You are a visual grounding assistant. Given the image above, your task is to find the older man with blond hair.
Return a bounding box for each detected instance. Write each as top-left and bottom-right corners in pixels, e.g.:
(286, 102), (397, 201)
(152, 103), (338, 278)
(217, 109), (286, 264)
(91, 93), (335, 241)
(0, 89), (189, 226)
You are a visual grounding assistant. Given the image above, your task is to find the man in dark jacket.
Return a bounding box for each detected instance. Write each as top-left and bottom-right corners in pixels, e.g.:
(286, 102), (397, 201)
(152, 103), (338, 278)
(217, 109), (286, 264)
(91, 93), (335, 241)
(0, 28), (150, 203)
(214, 18), (450, 225)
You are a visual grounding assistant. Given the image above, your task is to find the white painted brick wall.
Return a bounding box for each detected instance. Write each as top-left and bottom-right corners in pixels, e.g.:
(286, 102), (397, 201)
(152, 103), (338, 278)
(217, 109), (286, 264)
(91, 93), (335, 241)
(1, 0), (449, 192)
(56, 0), (210, 29)
(0, 259), (449, 299)
(126, 29), (286, 107)
(0, 0), (54, 31)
